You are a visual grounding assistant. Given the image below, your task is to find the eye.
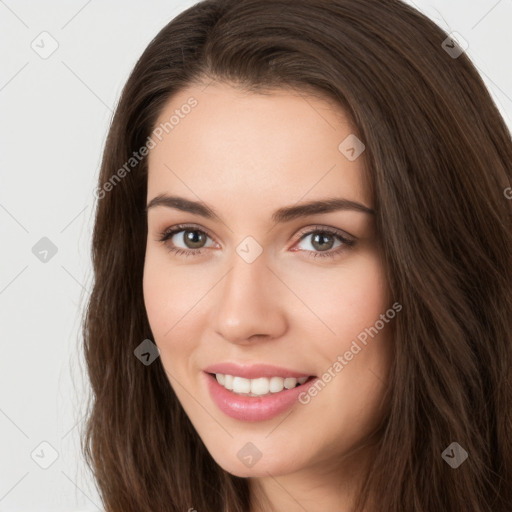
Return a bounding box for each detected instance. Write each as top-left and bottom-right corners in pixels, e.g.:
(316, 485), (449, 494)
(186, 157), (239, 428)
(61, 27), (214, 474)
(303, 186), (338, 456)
(157, 224), (216, 257)
(293, 225), (355, 259)
(156, 224), (355, 259)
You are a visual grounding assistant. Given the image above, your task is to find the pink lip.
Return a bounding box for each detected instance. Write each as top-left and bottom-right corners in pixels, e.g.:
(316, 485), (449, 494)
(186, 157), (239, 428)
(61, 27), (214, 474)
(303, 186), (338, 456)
(203, 362), (313, 379)
(204, 372), (319, 422)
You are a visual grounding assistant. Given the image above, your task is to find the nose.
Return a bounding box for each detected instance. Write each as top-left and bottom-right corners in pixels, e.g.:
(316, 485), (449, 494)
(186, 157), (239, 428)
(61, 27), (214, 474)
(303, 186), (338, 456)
(212, 250), (288, 345)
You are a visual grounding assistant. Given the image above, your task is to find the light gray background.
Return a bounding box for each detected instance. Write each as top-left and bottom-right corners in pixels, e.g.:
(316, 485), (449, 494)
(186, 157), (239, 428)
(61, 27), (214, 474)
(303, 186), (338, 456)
(1, 1), (511, 510)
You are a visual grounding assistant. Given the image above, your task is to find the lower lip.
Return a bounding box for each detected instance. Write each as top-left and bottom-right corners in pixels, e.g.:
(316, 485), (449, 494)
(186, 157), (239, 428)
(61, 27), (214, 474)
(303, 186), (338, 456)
(204, 372), (319, 422)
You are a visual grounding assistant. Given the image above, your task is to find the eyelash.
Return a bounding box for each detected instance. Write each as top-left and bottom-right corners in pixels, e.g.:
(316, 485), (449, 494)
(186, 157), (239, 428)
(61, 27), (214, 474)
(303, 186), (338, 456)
(156, 223), (355, 260)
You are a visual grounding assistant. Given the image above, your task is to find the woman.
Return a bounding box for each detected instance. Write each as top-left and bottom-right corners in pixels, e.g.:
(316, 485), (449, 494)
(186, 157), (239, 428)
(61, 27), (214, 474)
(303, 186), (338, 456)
(82, 0), (512, 510)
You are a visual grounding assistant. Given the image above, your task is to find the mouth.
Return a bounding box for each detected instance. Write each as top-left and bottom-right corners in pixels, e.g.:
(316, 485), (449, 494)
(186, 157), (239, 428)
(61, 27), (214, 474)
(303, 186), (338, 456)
(204, 370), (319, 422)
(207, 372), (317, 397)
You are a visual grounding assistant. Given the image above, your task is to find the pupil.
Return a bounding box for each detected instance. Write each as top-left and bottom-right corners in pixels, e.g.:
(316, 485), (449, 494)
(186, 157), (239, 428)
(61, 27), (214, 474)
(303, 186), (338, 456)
(185, 230), (205, 248)
(312, 233), (333, 251)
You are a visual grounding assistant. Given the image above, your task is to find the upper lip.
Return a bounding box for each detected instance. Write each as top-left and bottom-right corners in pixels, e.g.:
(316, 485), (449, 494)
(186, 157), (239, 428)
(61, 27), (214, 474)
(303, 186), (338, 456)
(203, 362), (315, 379)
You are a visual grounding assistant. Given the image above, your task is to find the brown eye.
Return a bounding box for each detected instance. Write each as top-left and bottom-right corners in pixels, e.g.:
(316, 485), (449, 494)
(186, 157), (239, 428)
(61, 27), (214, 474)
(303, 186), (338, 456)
(294, 226), (356, 260)
(158, 224), (215, 257)
(180, 229), (208, 249)
(310, 232), (336, 252)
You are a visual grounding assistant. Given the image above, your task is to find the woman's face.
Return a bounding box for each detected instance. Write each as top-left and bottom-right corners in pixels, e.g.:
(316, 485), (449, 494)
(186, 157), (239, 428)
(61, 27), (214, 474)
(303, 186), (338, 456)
(143, 82), (394, 480)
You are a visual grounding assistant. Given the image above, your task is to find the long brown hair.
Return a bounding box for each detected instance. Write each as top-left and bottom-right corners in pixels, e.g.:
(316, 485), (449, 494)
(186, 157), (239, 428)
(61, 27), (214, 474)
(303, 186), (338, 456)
(81, 0), (512, 510)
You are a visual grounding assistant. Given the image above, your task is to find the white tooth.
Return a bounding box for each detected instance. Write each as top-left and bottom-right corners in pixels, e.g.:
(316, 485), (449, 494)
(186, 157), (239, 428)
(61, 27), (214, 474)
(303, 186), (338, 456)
(250, 377), (270, 395)
(220, 375), (309, 394)
(269, 376), (285, 393)
(283, 377), (298, 389)
(232, 376), (251, 394)
(224, 374), (234, 390)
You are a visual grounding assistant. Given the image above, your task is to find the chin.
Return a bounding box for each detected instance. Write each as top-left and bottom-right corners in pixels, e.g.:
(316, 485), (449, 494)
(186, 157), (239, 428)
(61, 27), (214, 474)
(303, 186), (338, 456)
(203, 437), (305, 478)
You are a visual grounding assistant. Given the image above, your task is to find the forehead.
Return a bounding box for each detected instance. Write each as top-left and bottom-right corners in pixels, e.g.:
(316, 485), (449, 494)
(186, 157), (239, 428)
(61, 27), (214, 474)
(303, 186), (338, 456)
(147, 82), (371, 213)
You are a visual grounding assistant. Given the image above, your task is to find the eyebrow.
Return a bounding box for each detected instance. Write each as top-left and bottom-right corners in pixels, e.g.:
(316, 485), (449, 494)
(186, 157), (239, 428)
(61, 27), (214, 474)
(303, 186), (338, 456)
(145, 194), (375, 223)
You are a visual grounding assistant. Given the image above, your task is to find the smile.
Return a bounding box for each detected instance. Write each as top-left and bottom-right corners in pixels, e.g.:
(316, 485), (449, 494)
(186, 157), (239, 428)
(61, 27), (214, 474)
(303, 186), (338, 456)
(204, 370), (319, 422)
(212, 373), (312, 396)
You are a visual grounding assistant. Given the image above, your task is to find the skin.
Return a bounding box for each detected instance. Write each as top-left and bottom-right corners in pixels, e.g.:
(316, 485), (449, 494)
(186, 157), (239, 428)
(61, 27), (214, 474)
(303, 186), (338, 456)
(143, 81), (394, 512)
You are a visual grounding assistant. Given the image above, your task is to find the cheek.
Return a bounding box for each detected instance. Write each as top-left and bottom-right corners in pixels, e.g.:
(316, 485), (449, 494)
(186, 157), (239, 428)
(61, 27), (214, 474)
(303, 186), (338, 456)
(287, 250), (390, 342)
(142, 249), (209, 377)
(142, 248), (201, 337)
(142, 259), (171, 338)
(340, 256), (389, 339)
(320, 254), (393, 429)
